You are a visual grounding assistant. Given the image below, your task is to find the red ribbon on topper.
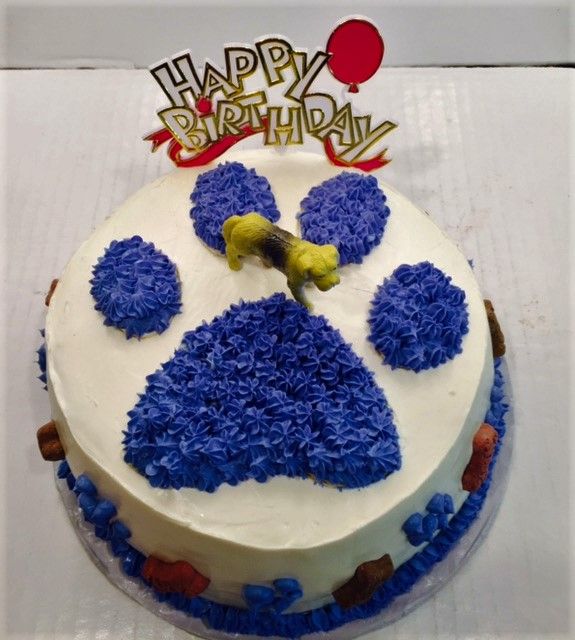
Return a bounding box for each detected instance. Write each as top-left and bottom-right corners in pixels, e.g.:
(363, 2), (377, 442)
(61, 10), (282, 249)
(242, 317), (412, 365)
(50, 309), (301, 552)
(323, 138), (390, 171)
(145, 122), (389, 172)
(145, 121), (264, 168)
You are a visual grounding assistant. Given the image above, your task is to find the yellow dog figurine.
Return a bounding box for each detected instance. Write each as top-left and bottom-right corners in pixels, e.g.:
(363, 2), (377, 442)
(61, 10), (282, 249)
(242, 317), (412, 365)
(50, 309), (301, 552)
(222, 212), (340, 309)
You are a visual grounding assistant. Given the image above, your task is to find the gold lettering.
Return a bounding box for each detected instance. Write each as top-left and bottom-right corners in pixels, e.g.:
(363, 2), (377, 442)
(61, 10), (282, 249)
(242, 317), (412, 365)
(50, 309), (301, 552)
(202, 62), (237, 98)
(265, 106), (303, 145)
(319, 103), (355, 146)
(158, 107), (207, 151)
(225, 47), (258, 92)
(286, 51), (330, 102)
(339, 120), (398, 163)
(236, 91), (268, 130)
(216, 101), (246, 136)
(256, 38), (293, 85)
(150, 51), (202, 108)
(201, 113), (219, 142)
(303, 93), (336, 138)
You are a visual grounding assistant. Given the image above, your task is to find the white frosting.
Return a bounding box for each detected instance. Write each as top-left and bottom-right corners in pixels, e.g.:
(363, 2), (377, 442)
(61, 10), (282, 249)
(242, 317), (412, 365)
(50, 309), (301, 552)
(46, 150), (493, 611)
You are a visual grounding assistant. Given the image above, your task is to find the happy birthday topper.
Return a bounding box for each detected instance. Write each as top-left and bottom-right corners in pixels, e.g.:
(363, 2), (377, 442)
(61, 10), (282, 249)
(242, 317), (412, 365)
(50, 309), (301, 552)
(145, 17), (397, 171)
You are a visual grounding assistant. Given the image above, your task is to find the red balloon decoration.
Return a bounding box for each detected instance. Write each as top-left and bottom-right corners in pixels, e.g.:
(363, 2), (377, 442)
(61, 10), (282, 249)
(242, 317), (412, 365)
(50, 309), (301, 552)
(326, 18), (384, 93)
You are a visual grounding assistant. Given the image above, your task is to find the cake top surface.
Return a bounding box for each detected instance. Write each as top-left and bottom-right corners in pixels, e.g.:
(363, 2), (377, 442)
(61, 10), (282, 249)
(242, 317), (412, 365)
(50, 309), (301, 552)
(46, 150), (492, 550)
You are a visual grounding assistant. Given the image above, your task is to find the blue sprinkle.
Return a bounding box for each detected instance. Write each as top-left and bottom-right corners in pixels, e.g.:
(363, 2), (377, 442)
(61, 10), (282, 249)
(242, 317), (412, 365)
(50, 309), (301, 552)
(57, 460), (70, 479)
(404, 492), (456, 546)
(90, 500), (117, 526)
(111, 537), (132, 557)
(437, 513), (449, 529)
(74, 474), (97, 496)
(190, 162), (280, 254)
(368, 262), (469, 372)
(90, 236), (182, 339)
(272, 578), (303, 613)
(36, 329), (47, 390)
(422, 513), (439, 540)
(273, 578), (302, 595)
(109, 520), (131, 540)
(426, 492), (454, 514)
(65, 473), (76, 491)
(411, 554), (428, 575)
(298, 172), (390, 266)
(121, 547), (146, 577)
(78, 492), (98, 519)
(402, 513), (425, 546)
(243, 585), (276, 613)
(94, 524), (109, 540)
(426, 493), (445, 514)
(425, 493), (455, 530)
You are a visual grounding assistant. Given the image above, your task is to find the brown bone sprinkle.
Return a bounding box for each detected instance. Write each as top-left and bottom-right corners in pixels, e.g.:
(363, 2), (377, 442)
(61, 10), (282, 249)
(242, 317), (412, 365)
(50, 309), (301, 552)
(45, 278), (59, 306)
(484, 299), (506, 358)
(37, 420), (65, 461)
(332, 554), (394, 609)
(462, 423), (498, 492)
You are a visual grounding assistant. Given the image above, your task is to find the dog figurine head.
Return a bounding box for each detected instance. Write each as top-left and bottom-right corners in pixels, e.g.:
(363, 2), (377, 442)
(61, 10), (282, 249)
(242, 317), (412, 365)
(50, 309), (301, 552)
(295, 245), (340, 293)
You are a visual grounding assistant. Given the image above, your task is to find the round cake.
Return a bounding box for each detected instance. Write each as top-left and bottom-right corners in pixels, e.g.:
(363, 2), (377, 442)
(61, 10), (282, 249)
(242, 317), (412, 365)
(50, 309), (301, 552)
(38, 149), (507, 637)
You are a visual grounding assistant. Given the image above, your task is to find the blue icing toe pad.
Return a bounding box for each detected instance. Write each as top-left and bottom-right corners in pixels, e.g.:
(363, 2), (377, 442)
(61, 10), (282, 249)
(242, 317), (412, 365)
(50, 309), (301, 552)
(123, 293), (400, 492)
(90, 236), (182, 339)
(368, 262), (469, 372)
(190, 162), (281, 253)
(297, 172), (390, 266)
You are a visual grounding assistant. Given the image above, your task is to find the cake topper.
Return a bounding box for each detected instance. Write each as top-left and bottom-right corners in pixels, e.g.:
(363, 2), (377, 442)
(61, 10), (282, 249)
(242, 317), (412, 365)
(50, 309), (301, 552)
(222, 212), (340, 309)
(145, 16), (397, 171)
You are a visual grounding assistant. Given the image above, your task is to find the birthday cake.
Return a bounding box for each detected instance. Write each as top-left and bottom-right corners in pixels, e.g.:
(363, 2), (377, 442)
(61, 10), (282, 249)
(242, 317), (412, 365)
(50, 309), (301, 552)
(36, 149), (507, 637)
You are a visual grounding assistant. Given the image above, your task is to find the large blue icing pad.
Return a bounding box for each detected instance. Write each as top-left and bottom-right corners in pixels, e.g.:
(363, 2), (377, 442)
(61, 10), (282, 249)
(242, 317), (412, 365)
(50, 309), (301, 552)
(123, 293), (401, 492)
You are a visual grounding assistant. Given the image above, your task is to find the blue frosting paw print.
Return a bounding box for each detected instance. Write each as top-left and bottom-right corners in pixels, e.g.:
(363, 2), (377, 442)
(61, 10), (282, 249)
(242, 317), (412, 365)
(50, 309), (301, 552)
(190, 162), (281, 253)
(402, 493), (454, 545)
(123, 293), (400, 492)
(297, 172), (390, 265)
(90, 236), (182, 339)
(243, 578), (303, 614)
(368, 262), (469, 372)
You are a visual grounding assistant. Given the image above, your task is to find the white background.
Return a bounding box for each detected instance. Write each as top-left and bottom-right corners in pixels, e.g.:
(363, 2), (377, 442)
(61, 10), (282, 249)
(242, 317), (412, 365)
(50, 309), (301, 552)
(0, 2), (574, 640)
(1, 0), (574, 68)
(1, 65), (573, 639)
